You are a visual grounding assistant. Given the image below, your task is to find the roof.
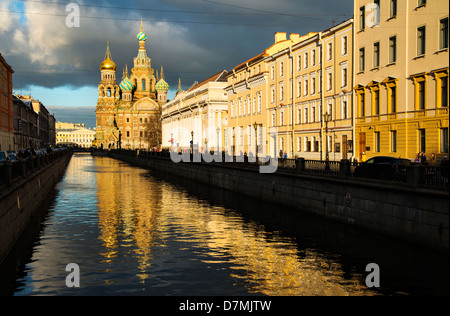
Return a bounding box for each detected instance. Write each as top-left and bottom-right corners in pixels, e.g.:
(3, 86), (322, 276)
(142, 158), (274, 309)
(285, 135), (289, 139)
(185, 69), (228, 93)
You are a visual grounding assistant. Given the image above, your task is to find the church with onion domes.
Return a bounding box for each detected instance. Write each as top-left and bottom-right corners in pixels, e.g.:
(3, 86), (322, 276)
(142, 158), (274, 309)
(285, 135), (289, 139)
(95, 20), (168, 150)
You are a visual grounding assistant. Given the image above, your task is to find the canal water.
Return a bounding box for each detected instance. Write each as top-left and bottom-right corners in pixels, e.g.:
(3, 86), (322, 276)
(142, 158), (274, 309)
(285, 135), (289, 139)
(0, 153), (448, 296)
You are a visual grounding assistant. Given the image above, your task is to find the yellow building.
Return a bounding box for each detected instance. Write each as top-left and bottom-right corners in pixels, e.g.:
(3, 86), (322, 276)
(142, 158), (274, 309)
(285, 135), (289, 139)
(225, 32), (317, 157)
(161, 71), (228, 152)
(56, 123), (96, 148)
(95, 20), (168, 150)
(354, 0), (449, 161)
(272, 19), (354, 161)
(225, 22), (354, 161)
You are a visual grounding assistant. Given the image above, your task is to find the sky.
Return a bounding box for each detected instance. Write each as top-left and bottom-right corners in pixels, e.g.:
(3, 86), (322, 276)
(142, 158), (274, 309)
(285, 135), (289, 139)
(0, 0), (354, 128)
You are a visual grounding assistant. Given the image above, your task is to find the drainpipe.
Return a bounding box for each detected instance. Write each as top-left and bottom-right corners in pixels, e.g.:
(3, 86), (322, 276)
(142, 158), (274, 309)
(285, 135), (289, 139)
(319, 32), (324, 161)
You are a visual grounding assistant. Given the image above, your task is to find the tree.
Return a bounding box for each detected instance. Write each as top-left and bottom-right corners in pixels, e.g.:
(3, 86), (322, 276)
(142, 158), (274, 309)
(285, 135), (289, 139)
(144, 106), (162, 150)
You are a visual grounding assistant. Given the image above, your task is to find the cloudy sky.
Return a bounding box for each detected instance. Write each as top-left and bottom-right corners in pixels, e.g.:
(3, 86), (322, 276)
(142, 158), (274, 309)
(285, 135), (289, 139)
(0, 0), (353, 127)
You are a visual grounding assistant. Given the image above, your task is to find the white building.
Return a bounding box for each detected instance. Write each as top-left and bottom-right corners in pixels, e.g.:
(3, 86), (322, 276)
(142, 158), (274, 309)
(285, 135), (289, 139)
(161, 70), (228, 152)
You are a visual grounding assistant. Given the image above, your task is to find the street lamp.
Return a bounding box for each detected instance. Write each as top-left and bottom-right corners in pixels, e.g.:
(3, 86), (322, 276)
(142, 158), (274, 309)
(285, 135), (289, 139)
(323, 112), (331, 170)
(253, 122), (258, 159)
(191, 131), (194, 154)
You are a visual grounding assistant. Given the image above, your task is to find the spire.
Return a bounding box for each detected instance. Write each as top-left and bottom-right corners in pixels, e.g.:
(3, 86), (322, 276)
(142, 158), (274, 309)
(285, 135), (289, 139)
(141, 19), (143, 33)
(160, 65), (164, 80)
(177, 78), (182, 95)
(125, 64), (128, 77)
(156, 70), (159, 82)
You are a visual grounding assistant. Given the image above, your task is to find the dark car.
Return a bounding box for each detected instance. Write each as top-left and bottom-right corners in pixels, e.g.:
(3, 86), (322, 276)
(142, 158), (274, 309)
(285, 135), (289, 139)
(0, 151), (10, 163)
(354, 156), (412, 181)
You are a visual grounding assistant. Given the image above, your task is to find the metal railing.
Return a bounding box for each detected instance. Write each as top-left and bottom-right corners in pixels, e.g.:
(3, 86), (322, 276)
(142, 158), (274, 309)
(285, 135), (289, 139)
(0, 148), (71, 190)
(103, 149), (449, 190)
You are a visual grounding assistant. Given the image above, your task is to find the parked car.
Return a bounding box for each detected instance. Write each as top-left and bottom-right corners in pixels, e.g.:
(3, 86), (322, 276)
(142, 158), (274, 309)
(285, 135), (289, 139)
(0, 151), (10, 163)
(7, 151), (18, 162)
(354, 156), (412, 181)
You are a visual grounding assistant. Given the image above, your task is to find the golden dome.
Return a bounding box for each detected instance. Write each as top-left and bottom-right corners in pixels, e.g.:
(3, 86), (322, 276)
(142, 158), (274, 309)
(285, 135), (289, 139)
(100, 42), (117, 71)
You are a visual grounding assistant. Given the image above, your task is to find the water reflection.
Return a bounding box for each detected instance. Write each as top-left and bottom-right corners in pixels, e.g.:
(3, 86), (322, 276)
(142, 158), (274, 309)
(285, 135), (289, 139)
(2, 154), (447, 296)
(94, 156), (377, 296)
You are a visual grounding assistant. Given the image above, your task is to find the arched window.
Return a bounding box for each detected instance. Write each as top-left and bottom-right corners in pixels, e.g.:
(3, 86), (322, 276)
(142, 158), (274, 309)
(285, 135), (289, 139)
(142, 79), (146, 91)
(107, 88), (112, 97)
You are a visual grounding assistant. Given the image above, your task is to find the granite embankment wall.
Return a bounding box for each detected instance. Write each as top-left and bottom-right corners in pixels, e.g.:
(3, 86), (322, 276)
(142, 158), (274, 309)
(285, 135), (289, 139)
(107, 151), (449, 252)
(0, 150), (72, 263)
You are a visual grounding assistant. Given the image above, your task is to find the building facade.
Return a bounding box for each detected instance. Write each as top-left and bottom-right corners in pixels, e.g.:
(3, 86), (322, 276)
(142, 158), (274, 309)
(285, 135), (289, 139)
(354, 0), (449, 161)
(269, 20), (354, 161)
(161, 71), (228, 152)
(225, 32), (318, 158)
(0, 53), (14, 151)
(56, 125), (96, 148)
(12, 95), (39, 150)
(95, 21), (168, 150)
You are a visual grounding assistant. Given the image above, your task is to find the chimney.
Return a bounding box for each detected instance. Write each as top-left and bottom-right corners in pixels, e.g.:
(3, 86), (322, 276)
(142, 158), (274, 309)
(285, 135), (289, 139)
(290, 33), (300, 42)
(274, 32), (287, 44)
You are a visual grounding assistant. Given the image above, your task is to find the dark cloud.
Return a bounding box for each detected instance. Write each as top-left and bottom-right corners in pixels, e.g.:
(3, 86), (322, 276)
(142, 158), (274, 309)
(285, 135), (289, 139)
(1, 0), (353, 92)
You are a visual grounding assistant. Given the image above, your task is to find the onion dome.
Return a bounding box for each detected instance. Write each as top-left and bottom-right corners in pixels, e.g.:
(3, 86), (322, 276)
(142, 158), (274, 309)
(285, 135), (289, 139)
(156, 65), (169, 92)
(120, 77), (133, 91)
(100, 42), (117, 71)
(137, 19), (147, 41)
(155, 78), (169, 92)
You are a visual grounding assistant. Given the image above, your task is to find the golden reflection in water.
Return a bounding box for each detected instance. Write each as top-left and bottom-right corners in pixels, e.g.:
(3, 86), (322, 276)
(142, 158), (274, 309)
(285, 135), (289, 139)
(95, 157), (159, 283)
(95, 157), (378, 295)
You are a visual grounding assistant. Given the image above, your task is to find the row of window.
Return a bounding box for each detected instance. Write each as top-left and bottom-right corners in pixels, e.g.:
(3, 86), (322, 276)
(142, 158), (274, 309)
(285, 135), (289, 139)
(268, 38), (349, 82)
(371, 128), (449, 154)
(230, 93), (263, 118)
(358, 19), (448, 72)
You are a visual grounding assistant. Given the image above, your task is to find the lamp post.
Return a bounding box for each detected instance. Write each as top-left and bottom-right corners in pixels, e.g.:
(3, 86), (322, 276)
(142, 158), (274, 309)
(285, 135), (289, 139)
(216, 127), (220, 153)
(253, 122), (258, 160)
(323, 112), (331, 170)
(191, 131), (194, 154)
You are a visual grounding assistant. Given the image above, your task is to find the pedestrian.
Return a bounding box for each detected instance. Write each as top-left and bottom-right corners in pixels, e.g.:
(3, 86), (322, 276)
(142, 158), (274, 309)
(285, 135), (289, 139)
(430, 153), (437, 166)
(421, 152), (427, 165)
(414, 152), (421, 163)
(283, 152), (287, 160)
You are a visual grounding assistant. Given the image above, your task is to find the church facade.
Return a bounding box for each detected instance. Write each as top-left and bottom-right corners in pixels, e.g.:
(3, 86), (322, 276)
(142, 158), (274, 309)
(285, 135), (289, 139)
(95, 21), (168, 150)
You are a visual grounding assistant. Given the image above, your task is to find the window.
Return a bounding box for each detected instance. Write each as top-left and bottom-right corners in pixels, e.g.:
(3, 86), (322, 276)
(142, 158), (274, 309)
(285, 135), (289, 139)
(441, 75), (448, 107)
(312, 77), (316, 94)
(357, 89), (366, 117)
(418, 81), (426, 110)
(304, 79), (309, 96)
(305, 108), (309, 123)
(413, 75), (427, 110)
(373, 89), (380, 115)
(440, 18), (449, 50)
(271, 65), (275, 80)
(389, 36), (397, 63)
(297, 55), (302, 71)
(257, 94), (262, 113)
(359, 48), (365, 72)
(342, 100), (348, 119)
(142, 79), (146, 90)
(375, 132), (380, 152)
(441, 128), (449, 153)
(327, 43), (332, 61)
(280, 62), (284, 77)
(389, 84), (397, 113)
(342, 36), (348, 55)
(271, 86), (275, 103)
(390, 0), (397, 18)
(391, 130), (397, 152)
(312, 49), (316, 66)
(327, 71), (332, 91)
(297, 108), (302, 124)
(418, 0), (427, 7)
(359, 6), (365, 31)
(418, 129), (426, 152)
(297, 79), (302, 98)
(280, 111), (284, 126)
(342, 67), (348, 87)
(373, 42), (380, 68)
(279, 83), (284, 101)
(417, 26), (426, 56)
(304, 52), (309, 68)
